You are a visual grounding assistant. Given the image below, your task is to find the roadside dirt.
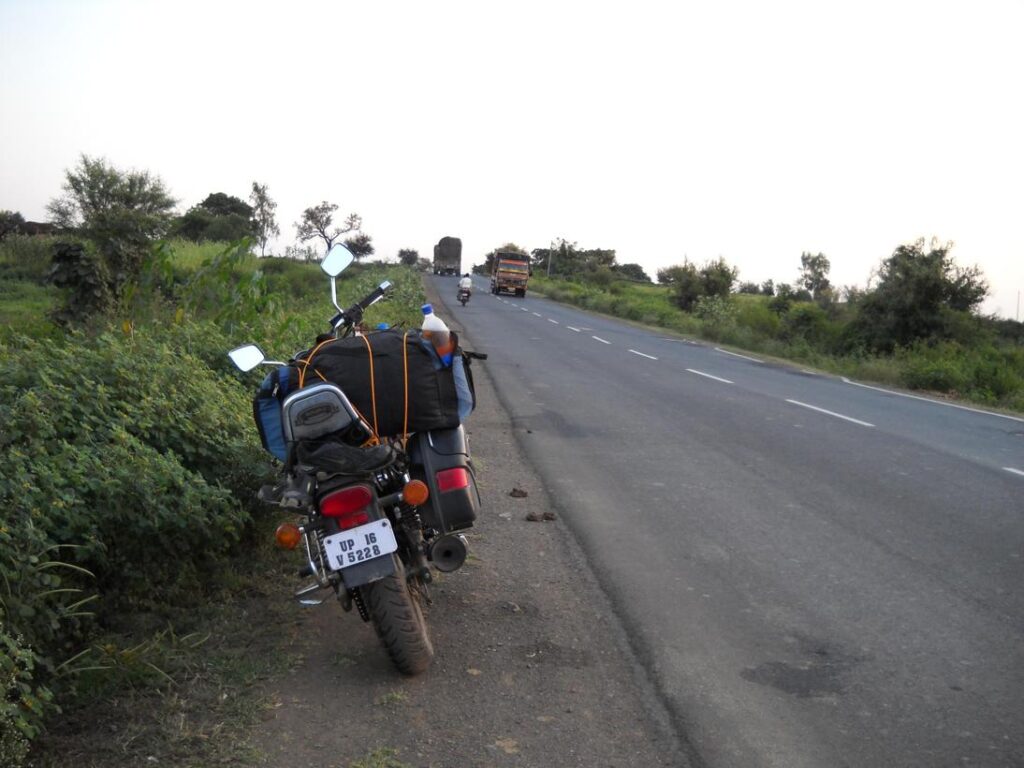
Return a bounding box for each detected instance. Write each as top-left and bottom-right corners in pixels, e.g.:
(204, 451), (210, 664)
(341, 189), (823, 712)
(253, 280), (688, 768)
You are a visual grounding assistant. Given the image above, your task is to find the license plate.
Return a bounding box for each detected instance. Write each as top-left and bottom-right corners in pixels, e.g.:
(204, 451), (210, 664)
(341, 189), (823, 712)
(323, 520), (398, 571)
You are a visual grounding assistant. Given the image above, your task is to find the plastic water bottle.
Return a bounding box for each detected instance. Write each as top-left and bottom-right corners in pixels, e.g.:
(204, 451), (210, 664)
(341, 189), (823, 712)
(421, 304), (454, 365)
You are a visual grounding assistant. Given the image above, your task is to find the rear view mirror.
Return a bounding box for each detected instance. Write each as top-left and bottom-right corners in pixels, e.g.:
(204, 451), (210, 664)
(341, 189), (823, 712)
(322, 244), (355, 277)
(228, 344), (266, 372)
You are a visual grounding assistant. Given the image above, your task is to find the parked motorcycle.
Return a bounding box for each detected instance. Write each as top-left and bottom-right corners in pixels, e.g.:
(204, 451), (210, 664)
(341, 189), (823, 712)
(228, 244), (483, 675)
(457, 287), (471, 306)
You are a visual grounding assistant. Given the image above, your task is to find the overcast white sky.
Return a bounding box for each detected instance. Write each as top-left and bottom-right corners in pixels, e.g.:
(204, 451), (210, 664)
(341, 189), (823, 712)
(2, 0), (1022, 317)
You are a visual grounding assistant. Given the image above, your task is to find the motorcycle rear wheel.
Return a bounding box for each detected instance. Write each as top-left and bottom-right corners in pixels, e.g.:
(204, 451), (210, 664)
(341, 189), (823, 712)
(362, 559), (434, 675)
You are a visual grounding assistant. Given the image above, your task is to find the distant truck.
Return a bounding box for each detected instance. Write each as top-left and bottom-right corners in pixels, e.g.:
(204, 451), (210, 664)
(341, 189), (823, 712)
(433, 236), (462, 275)
(490, 251), (531, 297)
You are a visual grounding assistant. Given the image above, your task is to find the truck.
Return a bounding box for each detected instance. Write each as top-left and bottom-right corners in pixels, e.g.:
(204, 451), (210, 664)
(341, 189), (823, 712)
(432, 236), (462, 275)
(490, 251), (531, 297)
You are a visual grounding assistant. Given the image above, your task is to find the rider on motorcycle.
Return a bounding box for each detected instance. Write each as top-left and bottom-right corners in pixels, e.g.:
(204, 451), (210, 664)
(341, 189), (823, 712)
(458, 274), (472, 293)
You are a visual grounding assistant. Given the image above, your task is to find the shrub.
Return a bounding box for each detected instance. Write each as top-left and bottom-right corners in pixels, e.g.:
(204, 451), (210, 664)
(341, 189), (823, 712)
(0, 235), (57, 283)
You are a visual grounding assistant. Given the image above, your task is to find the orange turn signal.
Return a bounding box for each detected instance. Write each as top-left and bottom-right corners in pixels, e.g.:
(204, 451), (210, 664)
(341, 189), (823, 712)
(275, 522), (302, 550)
(403, 479), (430, 507)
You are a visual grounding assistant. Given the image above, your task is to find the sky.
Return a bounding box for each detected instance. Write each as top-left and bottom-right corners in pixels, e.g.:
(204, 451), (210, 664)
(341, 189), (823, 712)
(2, 0), (1022, 318)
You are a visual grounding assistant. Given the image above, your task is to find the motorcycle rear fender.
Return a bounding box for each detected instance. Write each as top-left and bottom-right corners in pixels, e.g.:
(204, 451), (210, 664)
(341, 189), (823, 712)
(340, 551), (397, 589)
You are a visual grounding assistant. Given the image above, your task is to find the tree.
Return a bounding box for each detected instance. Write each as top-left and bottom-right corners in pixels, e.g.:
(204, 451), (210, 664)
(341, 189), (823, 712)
(614, 263), (651, 282)
(344, 232), (374, 260)
(700, 257), (738, 297)
(799, 252), (832, 299)
(849, 238), (988, 352)
(46, 154), (176, 297)
(198, 192), (251, 218)
(664, 257), (738, 312)
(737, 281), (761, 294)
(47, 154), (175, 240)
(295, 201), (361, 253)
(760, 279), (775, 296)
(250, 182), (279, 257)
(171, 193), (255, 243)
(398, 248), (419, 266)
(0, 210), (25, 240)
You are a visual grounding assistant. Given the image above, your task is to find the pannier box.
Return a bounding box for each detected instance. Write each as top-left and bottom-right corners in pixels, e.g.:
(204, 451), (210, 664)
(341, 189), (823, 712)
(409, 426), (479, 534)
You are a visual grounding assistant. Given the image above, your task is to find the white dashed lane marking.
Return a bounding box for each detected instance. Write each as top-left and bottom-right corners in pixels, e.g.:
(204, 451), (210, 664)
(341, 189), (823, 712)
(786, 399), (875, 428)
(592, 336), (611, 344)
(629, 349), (658, 360)
(686, 368), (733, 384)
(568, 326), (582, 332)
(715, 347), (763, 363)
(548, 318), (559, 324)
(1005, 467), (1024, 478)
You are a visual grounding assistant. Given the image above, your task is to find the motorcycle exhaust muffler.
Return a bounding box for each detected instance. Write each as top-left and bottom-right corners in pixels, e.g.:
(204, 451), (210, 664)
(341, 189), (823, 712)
(428, 533), (468, 573)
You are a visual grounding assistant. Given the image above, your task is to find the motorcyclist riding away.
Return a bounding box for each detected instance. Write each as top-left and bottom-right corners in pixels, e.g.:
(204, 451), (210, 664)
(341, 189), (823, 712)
(459, 274), (472, 293)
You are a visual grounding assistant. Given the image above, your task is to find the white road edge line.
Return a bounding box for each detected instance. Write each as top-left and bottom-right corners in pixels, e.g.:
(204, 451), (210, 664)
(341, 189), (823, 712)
(715, 347), (763, 363)
(1004, 467), (1024, 477)
(592, 336), (611, 344)
(786, 399), (875, 428)
(687, 368), (733, 384)
(842, 377), (1024, 424)
(567, 326), (582, 332)
(548, 318), (559, 324)
(630, 349), (658, 360)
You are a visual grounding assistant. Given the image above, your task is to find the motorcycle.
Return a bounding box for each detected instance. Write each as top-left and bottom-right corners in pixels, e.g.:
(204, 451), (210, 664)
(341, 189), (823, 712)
(457, 286), (471, 306)
(227, 243), (483, 676)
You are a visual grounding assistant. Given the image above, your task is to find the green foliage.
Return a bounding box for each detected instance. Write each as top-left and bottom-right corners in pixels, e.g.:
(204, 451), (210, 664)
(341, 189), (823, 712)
(0, 235), (57, 283)
(44, 155), (177, 313)
(799, 251), (831, 299)
(0, 327), (272, 757)
(46, 241), (113, 323)
(0, 626), (40, 765)
(46, 155), (175, 246)
(398, 248), (419, 266)
(180, 239), (277, 334)
(694, 295), (737, 339)
(171, 192), (257, 244)
(614, 263), (650, 282)
(529, 239), (615, 279)
(344, 232), (375, 260)
(663, 258), (737, 311)
(849, 238), (988, 352)
(0, 210), (26, 241)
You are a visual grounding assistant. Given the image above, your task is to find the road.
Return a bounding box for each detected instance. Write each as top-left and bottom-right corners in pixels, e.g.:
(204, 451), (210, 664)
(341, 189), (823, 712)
(435, 275), (1024, 768)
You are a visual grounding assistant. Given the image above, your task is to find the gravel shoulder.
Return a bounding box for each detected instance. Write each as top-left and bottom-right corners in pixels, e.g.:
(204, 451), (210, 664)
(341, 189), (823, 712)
(253, 279), (688, 768)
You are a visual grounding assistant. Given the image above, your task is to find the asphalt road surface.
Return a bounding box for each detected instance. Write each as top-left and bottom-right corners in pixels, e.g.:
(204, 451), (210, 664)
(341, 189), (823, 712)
(434, 275), (1024, 768)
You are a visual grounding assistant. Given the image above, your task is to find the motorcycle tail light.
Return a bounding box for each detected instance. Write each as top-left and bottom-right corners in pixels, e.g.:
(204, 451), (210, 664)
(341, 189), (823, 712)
(275, 522), (302, 550)
(436, 467), (470, 493)
(320, 485), (373, 529)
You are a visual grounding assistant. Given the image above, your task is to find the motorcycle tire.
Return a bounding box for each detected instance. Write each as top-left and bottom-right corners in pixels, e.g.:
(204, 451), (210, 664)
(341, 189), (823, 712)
(362, 558), (434, 675)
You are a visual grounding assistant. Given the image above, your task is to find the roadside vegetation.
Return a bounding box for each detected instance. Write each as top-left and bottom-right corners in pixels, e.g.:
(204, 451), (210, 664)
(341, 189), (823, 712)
(518, 238), (1023, 413)
(0, 157), (424, 766)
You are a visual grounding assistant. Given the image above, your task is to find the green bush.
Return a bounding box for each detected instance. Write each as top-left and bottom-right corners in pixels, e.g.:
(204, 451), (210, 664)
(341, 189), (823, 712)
(0, 327), (273, 755)
(0, 235), (57, 283)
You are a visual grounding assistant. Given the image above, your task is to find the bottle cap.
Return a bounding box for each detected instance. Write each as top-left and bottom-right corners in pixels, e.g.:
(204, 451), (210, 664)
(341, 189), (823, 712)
(421, 304), (433, 315)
